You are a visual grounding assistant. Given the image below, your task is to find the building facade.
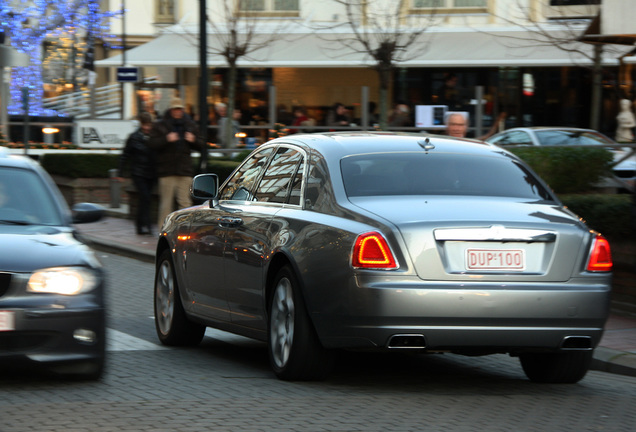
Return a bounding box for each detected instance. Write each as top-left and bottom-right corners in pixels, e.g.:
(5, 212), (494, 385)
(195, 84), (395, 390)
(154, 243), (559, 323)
(94, 0), (636, 140)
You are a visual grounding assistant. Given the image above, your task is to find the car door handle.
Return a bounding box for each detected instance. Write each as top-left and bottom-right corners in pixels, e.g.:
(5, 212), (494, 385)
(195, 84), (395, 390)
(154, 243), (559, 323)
(217, 216), (243, 228)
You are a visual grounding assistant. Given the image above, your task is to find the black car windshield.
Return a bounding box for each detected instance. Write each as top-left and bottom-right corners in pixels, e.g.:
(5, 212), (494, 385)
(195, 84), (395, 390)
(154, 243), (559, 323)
(0, 167), (64, 225)
(341, 152), (554, 201)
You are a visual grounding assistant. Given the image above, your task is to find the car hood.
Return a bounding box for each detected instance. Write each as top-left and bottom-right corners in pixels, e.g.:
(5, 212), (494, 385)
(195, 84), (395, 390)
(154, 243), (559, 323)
(0, 228), (98, 273)
(348, 196), (589, 282)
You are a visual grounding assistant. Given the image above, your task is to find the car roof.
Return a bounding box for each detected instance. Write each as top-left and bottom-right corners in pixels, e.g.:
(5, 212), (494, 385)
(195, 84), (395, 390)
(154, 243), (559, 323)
(493, 127), (599, 134)
(272, 131), (504, 160)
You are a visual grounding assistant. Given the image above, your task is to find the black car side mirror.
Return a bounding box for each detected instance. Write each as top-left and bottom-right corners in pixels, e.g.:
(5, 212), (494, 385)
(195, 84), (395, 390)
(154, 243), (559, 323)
(72, 202), (105, 224)
(191, 174), (219, 207)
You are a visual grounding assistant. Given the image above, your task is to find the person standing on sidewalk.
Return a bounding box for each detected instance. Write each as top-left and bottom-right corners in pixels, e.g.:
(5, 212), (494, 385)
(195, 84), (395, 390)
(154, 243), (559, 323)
(119, 112), (156, 235)
(148, 97), (204, 229)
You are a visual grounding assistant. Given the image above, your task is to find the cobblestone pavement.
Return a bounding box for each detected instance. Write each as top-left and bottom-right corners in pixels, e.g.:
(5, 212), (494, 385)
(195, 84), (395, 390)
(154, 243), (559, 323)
(0, 252), (635, 431)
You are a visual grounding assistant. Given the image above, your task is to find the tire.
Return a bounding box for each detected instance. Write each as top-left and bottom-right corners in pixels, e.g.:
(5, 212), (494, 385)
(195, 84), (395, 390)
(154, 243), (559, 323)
(268, 265), (335, 381)
(519, 350), (593, 383)
(154, 249), (206, 346)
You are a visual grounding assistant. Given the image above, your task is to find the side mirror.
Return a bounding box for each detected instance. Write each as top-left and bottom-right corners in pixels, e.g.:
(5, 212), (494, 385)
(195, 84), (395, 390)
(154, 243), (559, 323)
(72, 202), (105, 224)
(191, 174), (219, 206)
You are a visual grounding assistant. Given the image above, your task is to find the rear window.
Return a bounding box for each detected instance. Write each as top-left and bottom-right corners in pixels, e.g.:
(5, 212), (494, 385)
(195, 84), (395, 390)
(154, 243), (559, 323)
(341, 153), (554, 200)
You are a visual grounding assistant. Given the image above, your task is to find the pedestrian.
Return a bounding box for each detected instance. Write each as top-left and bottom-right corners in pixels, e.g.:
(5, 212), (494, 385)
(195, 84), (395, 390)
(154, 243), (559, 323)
(327, 102), (351, 129)
(389, 103), (411, 127)
(119, 112), (156, 235)
(148, 97), (203, 229)
(218, 107), (243, 152)
(445, 112), (468, 138)
(437, 72), (462, 110)
(288, 106), (315, 134)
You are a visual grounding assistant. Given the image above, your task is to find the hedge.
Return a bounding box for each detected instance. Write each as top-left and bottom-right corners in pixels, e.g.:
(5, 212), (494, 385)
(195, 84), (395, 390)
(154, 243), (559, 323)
(42, 153), (120, 178)
(40, 153), (243, 181)
(560, 194), (634, 240)
(508, 146), (615, 194)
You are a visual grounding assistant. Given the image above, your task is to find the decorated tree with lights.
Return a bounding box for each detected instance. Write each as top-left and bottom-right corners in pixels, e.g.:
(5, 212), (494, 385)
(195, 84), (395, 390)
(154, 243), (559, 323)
(0, 0), (119, 116)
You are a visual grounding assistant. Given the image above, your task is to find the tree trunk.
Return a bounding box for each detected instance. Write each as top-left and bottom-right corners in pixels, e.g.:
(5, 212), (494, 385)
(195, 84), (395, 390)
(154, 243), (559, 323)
(377, 66), (392, 131)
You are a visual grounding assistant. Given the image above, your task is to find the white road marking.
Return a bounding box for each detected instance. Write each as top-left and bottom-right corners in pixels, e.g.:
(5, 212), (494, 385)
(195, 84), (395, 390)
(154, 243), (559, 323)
(107, 328), (168, 351)
(107, 321), (262, 352)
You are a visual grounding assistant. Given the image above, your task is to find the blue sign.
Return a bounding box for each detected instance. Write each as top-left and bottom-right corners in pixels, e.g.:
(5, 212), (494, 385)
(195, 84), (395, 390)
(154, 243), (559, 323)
(117, 67), (139, 82)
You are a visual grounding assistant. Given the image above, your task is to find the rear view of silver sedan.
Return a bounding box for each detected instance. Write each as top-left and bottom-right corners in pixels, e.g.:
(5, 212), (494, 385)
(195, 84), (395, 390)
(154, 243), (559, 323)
(154, 132), (612, 383)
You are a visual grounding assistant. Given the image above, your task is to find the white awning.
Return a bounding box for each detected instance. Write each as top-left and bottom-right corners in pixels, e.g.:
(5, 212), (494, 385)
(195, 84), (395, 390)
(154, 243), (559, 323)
(96, 28), (632, 69)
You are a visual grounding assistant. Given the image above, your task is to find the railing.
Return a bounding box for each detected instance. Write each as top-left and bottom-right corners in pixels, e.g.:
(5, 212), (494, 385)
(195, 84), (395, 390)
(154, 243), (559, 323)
(42, 84), (121, 119)
(41, 76), (161, 119)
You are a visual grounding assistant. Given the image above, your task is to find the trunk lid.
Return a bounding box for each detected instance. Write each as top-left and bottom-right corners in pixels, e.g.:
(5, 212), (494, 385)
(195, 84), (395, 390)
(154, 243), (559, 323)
(348, 196), (590, 282)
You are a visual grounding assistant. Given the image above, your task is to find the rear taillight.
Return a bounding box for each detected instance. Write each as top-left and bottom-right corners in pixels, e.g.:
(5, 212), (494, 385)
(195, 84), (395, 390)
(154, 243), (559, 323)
(352, 232), (398, 269)
(586, 234), (613, 272)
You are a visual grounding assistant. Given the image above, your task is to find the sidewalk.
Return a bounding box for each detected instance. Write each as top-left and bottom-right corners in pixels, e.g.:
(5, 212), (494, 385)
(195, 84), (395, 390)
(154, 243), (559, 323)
(75, 207), (636, 379)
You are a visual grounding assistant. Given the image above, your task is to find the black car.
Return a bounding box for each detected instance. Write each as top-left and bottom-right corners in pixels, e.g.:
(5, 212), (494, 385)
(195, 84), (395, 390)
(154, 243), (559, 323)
(0, 148), (106, 379)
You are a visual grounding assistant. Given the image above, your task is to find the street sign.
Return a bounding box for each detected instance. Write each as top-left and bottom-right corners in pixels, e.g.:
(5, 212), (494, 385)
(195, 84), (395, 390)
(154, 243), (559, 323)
(116, 67), (139, 82)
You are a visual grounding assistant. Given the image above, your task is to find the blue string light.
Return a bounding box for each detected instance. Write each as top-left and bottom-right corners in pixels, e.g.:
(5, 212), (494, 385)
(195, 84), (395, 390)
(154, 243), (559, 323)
(0, 1), (120, 117)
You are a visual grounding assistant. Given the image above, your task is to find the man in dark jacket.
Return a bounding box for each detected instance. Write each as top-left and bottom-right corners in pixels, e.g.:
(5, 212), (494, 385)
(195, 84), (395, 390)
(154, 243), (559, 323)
(119, 112), (156, 235)
(148, 97), (203, 229)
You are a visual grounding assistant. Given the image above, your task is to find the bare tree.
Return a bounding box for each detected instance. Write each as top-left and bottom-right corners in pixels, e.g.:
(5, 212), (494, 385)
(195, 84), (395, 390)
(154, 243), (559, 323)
(487, 0), (629, 130)
(180, 0), (296, 148)
(317, 0), (439, 130)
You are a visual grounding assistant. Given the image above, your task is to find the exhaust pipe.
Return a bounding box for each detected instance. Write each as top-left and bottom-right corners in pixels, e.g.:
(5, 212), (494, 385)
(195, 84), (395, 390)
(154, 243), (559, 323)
(388, 334), (426, 349)
(561, 336), (592, 350)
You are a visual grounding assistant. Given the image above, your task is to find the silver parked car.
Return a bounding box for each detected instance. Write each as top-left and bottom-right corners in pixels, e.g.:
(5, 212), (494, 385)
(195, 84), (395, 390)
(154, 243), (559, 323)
(485, 126), (635, 191)
(154, 132), (613, 383)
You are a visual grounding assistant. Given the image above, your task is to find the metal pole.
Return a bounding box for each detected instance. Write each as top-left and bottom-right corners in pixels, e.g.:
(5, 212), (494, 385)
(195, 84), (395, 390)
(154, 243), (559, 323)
(1, 67), (9, 143)
(475, 85), (483, 138)
(21, 87), (29, 155)
(361, 86), (369, 130)
(269, 85), (277, 128)
(121, 0), (126, 119)
(198, 0), (208, 172)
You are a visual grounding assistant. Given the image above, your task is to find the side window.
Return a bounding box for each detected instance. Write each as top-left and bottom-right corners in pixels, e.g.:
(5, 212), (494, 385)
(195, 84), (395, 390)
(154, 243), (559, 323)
(254, 146), (304, 204)
(219, 147), (274, 201)
(495, 131), (532, 146)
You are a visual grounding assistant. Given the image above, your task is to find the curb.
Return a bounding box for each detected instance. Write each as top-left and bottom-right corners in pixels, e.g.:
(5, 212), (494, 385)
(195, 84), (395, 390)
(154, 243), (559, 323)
(591, 347), (636, 378)
(81, 233), (156, 264)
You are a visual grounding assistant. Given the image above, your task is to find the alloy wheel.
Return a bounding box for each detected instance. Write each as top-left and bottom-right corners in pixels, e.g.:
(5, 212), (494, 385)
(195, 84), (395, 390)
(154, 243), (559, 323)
(270, 277), (295, 368)
(155, 260), (175, 336)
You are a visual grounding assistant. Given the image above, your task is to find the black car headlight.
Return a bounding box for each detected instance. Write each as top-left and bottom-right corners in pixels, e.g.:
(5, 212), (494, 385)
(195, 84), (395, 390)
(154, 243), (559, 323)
(27, 267), (99, 295)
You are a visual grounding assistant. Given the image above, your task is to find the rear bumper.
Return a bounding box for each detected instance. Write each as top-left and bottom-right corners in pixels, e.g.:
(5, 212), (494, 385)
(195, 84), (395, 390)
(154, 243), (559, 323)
(310, 277), (611, 352)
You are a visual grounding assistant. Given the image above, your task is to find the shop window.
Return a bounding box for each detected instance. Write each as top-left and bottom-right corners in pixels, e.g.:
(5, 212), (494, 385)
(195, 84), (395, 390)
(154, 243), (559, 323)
(156, 0), (175, 24)
(237, 0), (300, 17)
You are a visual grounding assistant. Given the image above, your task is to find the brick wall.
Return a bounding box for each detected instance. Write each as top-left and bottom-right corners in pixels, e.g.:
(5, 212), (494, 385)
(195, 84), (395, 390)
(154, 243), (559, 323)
(53, 175), (131, 207)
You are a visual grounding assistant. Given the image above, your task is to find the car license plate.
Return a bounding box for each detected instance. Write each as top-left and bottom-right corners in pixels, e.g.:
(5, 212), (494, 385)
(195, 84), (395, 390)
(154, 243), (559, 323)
(466, 248), (525, 271)
(0, 311), (15, 331)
